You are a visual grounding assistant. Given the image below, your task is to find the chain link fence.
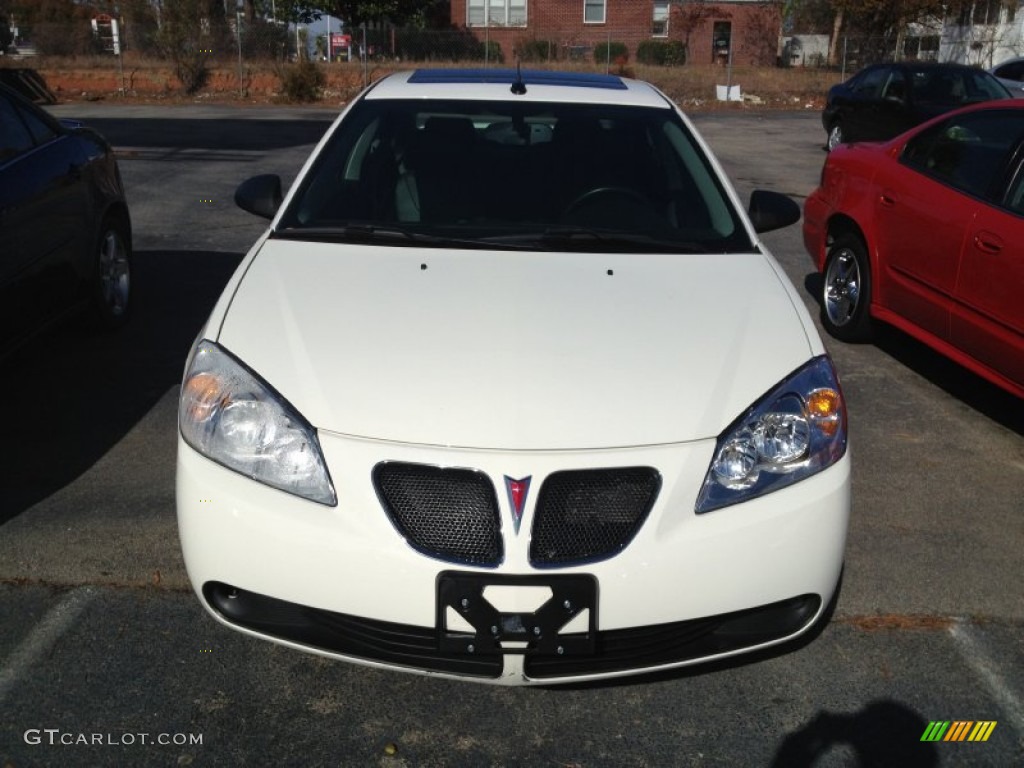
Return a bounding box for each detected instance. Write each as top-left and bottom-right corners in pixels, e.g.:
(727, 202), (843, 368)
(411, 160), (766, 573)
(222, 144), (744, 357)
(1, 19), (703, 99)
(17, 18), (1017, 104)
(782, 33), (1024, 79)
(2, 17), (771, 72)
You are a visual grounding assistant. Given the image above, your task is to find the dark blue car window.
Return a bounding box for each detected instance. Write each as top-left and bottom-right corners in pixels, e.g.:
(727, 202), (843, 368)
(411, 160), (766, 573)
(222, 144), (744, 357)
(853, 67), (887, 98)
(0, 95), (35, 162)
(17, 102), (57, 146)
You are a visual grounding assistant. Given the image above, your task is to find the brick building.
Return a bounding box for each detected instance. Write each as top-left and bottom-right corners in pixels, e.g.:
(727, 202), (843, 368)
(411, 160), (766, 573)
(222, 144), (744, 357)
(448, 0), (783, 67)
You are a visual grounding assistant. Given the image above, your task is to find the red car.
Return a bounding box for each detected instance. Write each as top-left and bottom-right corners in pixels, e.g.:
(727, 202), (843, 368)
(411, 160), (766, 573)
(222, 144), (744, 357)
(804, 101), (1024, 399)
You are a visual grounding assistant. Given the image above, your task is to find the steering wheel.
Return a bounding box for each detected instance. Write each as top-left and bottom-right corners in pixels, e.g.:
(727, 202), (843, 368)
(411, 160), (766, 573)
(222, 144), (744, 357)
(561, 186), (649, 219)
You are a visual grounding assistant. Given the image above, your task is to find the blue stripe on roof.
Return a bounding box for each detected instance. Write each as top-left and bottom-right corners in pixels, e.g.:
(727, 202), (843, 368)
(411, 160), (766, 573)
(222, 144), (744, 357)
(409, 69), (628, 90)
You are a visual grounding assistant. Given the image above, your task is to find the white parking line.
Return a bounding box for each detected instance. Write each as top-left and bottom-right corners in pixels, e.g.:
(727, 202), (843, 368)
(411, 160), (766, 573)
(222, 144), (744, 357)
(950, 622), (1024, 736)
(0, 587), (96, 704)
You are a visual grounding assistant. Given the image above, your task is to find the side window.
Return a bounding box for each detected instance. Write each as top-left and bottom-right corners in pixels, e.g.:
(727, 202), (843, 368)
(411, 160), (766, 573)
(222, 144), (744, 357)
(901, 110), (1024, 197)
(853, 67), (887, 98)
(17, 102), (57, 146)
(0, 95), (35, 163)
(882, 70), (907, 102)
(1004, 170), (1024, 214)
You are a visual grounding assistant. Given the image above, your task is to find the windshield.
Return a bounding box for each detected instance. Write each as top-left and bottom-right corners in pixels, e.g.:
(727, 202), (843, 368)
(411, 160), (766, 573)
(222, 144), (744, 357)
(275, 98), (752, 253)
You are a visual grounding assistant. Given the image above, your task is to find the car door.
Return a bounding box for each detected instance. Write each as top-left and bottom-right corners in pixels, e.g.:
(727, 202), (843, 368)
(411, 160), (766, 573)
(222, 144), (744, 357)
(843, 65), (889, 142)
(870, 119), (979, 340)
(873, 67), (917, 140)
(951, 138), (1024, 392)
(0, 90), (89, 351)
(0, 92), (44, 348)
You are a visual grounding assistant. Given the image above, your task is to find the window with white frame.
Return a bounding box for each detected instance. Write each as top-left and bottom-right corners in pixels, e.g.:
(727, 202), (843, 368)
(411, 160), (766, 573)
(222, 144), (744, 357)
(653, 1), (670, 36)
(972, 0), (1003, 24)
(584, 0), (606, 24)
(468, 0), (527, 27)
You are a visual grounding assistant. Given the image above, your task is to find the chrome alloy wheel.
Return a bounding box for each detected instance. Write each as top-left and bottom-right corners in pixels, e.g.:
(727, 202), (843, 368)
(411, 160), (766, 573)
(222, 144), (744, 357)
(98, 226), (130, 318)
(823, 247), (861, 327)
(827, 123), (843, 152)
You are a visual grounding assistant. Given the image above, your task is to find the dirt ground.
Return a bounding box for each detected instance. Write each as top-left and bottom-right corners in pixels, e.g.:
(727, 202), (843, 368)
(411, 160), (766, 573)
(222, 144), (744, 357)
(19, 63), (367, 105)
(3, 59), (834, 110)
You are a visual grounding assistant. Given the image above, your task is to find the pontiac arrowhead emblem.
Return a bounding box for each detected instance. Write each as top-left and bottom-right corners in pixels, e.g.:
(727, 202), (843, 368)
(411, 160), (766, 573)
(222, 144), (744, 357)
(504, 476), (532, 535)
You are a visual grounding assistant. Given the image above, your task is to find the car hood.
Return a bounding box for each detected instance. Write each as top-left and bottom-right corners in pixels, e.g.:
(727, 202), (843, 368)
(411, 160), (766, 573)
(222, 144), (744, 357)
(216, 240), (815, 450)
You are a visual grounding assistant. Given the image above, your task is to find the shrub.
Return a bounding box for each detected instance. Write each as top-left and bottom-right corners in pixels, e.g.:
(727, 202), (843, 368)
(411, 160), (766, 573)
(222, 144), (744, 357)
(154, 0), (231, 94)
(482, 40), (504, 63)
(241, 19), (289, 61)
(279, 60), (324, 102)
(636, 40), (687, 67)
(393, 29), (502, 63)
(31, 22), (102, 56)
(593, 41), (628, 66)
(170, 42), (210, 94)
(516, 39), (557, 62)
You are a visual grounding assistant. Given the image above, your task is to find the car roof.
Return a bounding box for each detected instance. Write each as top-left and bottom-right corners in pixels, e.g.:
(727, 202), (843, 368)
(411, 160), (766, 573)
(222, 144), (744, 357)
(901, 61), (975, 69)
(364, 69), (673, 108)
(860, 61), (990, 73)
(992, 55), (1024, 68)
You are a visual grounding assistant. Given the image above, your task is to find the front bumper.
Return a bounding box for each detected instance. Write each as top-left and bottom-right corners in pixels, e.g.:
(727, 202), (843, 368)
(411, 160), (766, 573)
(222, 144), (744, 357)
(176, 431), (850, 685)
(802, 189), (832, 271)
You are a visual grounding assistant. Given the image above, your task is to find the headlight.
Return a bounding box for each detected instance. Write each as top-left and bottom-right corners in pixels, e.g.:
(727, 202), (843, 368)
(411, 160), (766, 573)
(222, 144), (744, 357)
(696, 356), (846, 513)
(179, 340), (337, 506)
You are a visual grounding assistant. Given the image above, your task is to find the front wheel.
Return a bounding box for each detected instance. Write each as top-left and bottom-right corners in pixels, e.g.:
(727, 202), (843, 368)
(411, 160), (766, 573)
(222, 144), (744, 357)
(820, 233), (874, 342)
(826, 122), (845, 152)
(93, 214), (132, 329)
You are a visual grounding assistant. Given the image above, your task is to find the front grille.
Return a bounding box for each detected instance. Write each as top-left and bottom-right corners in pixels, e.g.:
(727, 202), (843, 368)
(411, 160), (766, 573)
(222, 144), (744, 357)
(524, 594), (821, 679)
(203, 582), (819, 682)
(203, 582), (502, 678)
(530, 467), (661, 567)
(373, 462), (502, 567)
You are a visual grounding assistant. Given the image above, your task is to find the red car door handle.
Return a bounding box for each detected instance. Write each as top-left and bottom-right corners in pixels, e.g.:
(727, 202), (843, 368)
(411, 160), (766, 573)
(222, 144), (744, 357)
(879, 193), (896, 207)
(973, 232), (1003, 254)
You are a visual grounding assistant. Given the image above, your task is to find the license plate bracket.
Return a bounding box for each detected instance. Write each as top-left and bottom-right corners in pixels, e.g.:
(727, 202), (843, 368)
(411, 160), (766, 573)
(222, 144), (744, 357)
(437, 571), (597, 656)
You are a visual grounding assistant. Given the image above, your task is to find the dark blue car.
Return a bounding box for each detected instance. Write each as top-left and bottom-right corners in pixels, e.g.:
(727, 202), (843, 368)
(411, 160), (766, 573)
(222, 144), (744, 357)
(822, 61), (1011, 151)
(0, 83), (132, 357)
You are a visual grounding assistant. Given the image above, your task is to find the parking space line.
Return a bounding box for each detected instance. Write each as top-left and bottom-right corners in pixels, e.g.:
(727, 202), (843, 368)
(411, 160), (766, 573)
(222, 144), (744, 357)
(0, 586), (96, 704)
(950, 622), (1024, 736)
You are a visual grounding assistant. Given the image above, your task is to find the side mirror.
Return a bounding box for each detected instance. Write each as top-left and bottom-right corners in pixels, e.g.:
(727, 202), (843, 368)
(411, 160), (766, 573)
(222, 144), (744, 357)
(235, 174), (282, 220)
(748, 190), (800, 234)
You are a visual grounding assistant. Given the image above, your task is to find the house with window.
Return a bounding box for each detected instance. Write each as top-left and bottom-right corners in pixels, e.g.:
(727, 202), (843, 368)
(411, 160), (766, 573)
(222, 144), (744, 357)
(449, 0), (784, 66)
(939, 0), (1024, 67)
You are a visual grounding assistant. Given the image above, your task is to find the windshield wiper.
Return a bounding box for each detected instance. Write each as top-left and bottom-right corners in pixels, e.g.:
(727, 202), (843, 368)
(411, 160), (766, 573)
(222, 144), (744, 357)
(274, 224), (437, 244)
(272, 224), (529, 250)
(485, 226), (708, 253)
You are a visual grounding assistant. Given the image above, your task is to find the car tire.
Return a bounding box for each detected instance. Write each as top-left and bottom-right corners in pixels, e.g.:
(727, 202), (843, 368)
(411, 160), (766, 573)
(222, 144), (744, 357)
(821, 233), (874, 342)
(826, 121), (844, 152)
(93, 213), (132, 329)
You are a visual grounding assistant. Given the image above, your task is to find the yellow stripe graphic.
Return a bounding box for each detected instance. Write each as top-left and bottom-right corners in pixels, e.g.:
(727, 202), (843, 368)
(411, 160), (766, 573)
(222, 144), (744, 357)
(968, 721), (997, 742)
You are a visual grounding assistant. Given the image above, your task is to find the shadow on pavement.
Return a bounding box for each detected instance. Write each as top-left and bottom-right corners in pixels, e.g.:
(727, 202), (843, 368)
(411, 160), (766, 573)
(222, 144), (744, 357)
(0, 249), (242, 524)
(771, 700), (938, 767)
(74, 117), (333, 152)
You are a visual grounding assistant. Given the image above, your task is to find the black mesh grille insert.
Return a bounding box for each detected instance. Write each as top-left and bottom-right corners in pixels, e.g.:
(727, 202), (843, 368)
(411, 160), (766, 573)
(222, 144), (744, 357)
(373, 462), (502, 567)
(530, 467), (661, 567)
